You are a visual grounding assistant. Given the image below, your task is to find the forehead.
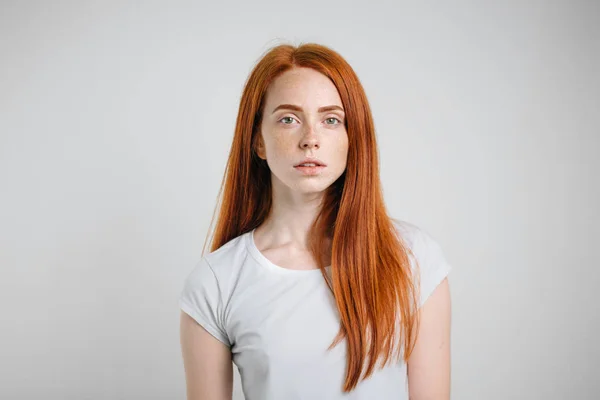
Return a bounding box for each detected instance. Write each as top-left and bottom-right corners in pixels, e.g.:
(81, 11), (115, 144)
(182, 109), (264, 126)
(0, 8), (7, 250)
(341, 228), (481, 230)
(263, 67), (342, 108)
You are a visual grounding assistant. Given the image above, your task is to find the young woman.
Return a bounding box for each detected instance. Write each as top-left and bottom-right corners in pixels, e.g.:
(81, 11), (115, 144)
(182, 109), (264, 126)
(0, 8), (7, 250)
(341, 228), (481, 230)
(179, 42), (452, 400)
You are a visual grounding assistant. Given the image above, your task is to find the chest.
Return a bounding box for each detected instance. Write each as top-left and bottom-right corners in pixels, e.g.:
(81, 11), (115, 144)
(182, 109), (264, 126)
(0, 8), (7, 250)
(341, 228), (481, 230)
(227, 276), (344, 369)
(222, 270), (409, 399)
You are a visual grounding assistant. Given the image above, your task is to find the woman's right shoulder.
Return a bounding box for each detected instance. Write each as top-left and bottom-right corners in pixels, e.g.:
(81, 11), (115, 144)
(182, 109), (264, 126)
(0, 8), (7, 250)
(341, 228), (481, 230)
(196, 230), (250, 276)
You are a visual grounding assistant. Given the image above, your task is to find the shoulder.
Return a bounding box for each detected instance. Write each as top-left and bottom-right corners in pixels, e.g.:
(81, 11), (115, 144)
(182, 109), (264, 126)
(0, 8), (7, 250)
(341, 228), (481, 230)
(179, 231), (251, 346)
(390, 218), (424, 246)
(390, 218), (453, 307)
(181, 231), (250, 305)
(391, 218), (448, 260)
(202, 231), (249, 275)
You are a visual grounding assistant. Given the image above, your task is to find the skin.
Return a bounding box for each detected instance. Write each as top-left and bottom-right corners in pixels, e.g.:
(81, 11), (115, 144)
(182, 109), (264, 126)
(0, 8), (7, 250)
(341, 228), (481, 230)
(180, 66), (451, 399)
(252, 66), (349, 270)
(180, 312), (233, 399)
(408, 278), (451, 399)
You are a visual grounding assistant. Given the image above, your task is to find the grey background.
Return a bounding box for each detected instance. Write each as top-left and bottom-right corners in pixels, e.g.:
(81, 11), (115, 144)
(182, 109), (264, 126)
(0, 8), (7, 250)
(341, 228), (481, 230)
(1, 1), (598, 399)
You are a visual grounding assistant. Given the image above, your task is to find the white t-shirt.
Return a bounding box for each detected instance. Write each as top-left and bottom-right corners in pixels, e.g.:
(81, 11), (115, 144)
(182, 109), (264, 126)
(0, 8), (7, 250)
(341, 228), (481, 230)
(179, 219), (452, 399)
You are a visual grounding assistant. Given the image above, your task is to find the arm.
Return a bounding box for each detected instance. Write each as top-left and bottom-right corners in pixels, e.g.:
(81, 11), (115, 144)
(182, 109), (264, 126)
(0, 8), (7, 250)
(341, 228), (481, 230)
(180, 310), (233, 400)
(407, 278), (451, 399)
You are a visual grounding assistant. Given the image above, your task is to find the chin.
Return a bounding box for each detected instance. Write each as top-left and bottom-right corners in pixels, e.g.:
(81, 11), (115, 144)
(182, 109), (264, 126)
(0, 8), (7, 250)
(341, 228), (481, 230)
(292, 180), (336, 194)
(272, 171), (340, 195)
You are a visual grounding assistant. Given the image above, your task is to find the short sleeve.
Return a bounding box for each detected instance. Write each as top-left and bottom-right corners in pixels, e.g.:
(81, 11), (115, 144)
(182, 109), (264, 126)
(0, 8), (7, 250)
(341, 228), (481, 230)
(179, 257), (231, 346)
(410, 227), (453, 307)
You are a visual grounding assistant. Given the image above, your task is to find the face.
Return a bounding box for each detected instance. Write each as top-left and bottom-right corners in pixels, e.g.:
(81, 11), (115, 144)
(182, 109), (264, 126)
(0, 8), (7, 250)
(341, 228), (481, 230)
(255, 67), (349, 199)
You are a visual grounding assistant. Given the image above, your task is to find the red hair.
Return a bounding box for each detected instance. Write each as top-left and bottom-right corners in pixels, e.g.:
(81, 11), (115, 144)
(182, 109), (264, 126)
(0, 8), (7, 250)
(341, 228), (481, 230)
(202, 42), (420, 392)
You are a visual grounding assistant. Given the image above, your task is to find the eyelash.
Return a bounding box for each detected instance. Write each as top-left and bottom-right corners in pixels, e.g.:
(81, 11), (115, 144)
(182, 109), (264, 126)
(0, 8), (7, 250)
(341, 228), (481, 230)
(279, 116), (342, 125)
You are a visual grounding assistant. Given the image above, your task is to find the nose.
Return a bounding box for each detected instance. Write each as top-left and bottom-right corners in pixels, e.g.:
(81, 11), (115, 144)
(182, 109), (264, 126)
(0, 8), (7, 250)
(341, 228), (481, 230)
(300, 127), (320, 150)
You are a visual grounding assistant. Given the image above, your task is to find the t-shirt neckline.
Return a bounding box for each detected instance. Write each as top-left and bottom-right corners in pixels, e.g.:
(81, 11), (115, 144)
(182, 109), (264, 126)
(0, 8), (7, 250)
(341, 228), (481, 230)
(246, 228), (332, 275)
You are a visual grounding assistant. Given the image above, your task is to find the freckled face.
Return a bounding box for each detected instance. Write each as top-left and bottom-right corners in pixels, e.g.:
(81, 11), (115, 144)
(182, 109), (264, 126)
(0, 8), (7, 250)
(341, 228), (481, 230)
(255, 67), (349, 196)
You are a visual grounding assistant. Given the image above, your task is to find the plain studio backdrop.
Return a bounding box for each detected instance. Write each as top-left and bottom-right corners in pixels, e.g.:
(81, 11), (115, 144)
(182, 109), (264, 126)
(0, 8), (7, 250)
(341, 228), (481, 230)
(1, 1), (598, 399)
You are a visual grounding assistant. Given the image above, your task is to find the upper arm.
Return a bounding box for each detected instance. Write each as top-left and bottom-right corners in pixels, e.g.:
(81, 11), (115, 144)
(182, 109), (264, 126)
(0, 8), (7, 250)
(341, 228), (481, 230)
(179, 257), (233, 399)
(180, 310), (233, 400)
(407, 277), (451, 399)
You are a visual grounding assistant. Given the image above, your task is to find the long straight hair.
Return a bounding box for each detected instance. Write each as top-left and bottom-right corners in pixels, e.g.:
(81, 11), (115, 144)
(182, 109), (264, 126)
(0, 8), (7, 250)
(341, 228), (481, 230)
(202, 42), (420, 392)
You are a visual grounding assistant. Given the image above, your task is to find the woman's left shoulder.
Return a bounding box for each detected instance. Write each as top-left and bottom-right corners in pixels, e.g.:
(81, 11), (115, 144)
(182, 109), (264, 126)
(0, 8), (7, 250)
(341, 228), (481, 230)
(390, 217), (453, 306)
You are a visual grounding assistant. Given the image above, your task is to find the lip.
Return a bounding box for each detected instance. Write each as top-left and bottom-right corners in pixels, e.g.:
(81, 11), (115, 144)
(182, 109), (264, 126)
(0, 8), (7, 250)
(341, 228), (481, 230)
(294, 165), (326, 176)
(294, 157), (327, 167)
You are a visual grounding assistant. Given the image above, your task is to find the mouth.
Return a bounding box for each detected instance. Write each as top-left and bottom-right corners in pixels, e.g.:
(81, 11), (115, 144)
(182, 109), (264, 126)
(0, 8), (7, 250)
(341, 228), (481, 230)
(294, 164), (326, 176)
(294, 159), (327, 167)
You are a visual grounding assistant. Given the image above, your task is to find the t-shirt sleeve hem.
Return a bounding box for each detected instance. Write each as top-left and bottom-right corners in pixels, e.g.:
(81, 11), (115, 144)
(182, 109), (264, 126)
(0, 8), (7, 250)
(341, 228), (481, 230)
(420, 262), (452, 307)
(179, 298), (231, 347)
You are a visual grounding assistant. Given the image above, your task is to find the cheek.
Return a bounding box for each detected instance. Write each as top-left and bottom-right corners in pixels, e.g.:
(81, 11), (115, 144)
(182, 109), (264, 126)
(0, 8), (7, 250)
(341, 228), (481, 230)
(265, 135), (295, 162)
(332, 133), (349, 157)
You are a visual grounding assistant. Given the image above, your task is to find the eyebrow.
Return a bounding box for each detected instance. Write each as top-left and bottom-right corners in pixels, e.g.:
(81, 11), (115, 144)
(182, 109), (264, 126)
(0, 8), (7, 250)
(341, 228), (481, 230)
(271, 104), (345, 114)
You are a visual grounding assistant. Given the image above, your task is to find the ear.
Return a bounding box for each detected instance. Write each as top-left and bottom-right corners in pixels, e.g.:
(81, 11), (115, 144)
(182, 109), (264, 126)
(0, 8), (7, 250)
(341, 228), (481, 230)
(254, 130), (267, 160)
